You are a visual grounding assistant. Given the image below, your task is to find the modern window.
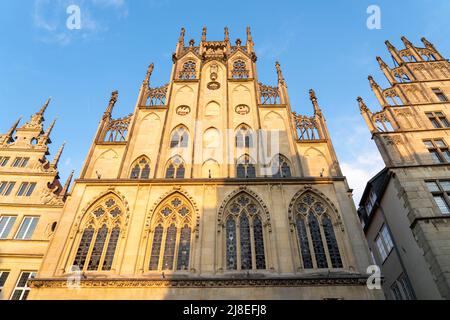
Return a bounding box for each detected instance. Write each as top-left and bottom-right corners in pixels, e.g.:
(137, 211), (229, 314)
(165, 156), (185, 179)
(426, 111), (450, 128)
(426, 180), (450, 215)
(148, 194), (194, 271)
(10, 271), (36, 300)
(0, 216), (17, 239)
(11, 157), (29, 168)
(0, 271), (10, 294)
(365, 191), (377, 216)
(292, 192), (343, 269)
(375, 224), (394, 262)
(423, 139), (450, 164)
(0, 181), (15, 196)
(432, 88), (449, 102)
(0, 156), (10, 167)
(14, 216), (39, 240)
(73, 195), (124, 272)
(16, 182), (36, 197)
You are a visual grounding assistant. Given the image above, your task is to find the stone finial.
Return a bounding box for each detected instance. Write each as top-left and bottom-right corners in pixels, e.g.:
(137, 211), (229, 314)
(201, 27), (207, 42)
(224, 27), (229, 42)
(103, 90), (118, 120)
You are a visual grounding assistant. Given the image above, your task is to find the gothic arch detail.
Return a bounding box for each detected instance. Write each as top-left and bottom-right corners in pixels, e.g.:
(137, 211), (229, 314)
(144, 188), (200, 239)
(217, 187), (271, 232)
(69, 189), (130, 272)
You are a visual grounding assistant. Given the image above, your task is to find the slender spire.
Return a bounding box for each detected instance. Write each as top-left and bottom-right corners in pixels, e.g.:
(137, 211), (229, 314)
(400, 35), (413, 47)
(368, 76), (388, 107)
(421, 37), (443, 59)
(246, 26), (254, 53)
(62, 170), (75, 199)
(201, 26), (207, 42)
(7, 116), (22, 137)
(357, 96), (369, 112)
(385, 40), (403, 65)
(179, 27), (185, 43)
(224, 27), (229, 42)
(376, 56), (396, 85)
(38, 97), (51, 116)
(401, 35), (422, 61)
(357, 97), (376, 133)
(275, 61), (285, 86)
(309, 89), (321, 115)
(44, 118), (57, 137)
(246, 26), (253, 42)
(103, 90), (118, 120)
(51, 142), (65, 168)
(143, 63), (154, 87)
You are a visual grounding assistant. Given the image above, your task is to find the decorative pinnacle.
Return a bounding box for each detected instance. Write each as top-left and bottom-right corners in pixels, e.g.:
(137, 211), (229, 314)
(51, 142), (66, 168)
(103, 90), (118, 120)
(421, 37), (435, 49)
(143, 63), (154, 86)
(235, 38), (242, 47)
(179, 27), (185, 43)
(368, 75), (378, 87)
(385, 40), (397, 51)
(43, 118), (57, 138)
(376, 56), (389, 69)
(357, 96), (369, 112)
(401, 35), (413, 47)
(38, 97), (51, 116)
(309, 89), (321, 114)
(224, 27), (229, 42)
(246, 26), (253, 42)
(201, 26), (207, 41)
(7, 117), (22, 137)
(189, 39), (195, 47)
(62, 170), (75, 198)
(275, 61), (285, 84)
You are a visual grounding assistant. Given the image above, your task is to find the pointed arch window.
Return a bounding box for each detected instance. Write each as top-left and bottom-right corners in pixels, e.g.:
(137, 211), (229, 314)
(236, 155), (256, 179)
(130, 156), (151, 179)
(271, 154), (292, 178)
(235, 125), (253, 148)
(223, 192), (267, 271)
(292, 192), (343, 269)
(72, 196), (125, 272)
(170, 127), (189, 149)
(147, 194), (194, 271)
(165, 156), (186, 179)
(232, 60), (249, 79)
(179, 60), (197, 80)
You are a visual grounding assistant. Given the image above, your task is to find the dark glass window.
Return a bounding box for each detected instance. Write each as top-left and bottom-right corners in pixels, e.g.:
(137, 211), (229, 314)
(149, 225), (163, 270)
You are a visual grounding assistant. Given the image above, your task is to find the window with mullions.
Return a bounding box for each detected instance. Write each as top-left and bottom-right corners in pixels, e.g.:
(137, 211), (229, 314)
(223, 192), (267, 271)
(179, 60), (197, 80)
(432, 88), (449, 102)
(16, 182), (36, 197)
(423, 139), (450, 164)
(10, 271), (36, 300)
(72, 195), (125, 272)
(0, 271), (10, 294)
(11, 157), (29, 168)
(130, 156), (151, 179)
(270, 154), (292, 178)
(426, 180), (450, 215)
(170, 127), (189, 149)
(148, 194), (194, 271)
(236, 155), (256, 179)
(292, 192), (343, 269)
(235, 126), (253, 148)
(14, 216), (39, 240)
(426, 112), (450, 129)
(375, 224), (394, 263)
(0, 216), (16, 239)
(0, 157), (10, 167)
(165, 156), (186, 179)
(0, 181), (15, 196)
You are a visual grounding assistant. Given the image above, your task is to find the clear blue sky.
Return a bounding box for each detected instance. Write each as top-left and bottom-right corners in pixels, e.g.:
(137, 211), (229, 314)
(0, 0), (449, 202)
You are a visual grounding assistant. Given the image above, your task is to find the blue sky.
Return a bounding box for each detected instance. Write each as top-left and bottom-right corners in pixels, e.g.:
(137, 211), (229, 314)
(0, 0), (449, 202)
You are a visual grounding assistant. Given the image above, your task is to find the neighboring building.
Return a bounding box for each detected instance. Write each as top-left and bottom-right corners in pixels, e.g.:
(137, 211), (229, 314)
(0, 100), (72, 300)
(358, 36), (450, 299)
(23, 27), (379, 300)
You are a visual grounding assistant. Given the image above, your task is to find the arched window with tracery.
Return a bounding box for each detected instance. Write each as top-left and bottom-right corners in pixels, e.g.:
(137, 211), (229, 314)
(130, 156), (151, 179)
(72, 195), (126, 272)
(235, 125), (253, 148)
(270, 154), (292, 178)
(170, 126), (189, 149)
(236, 154), (256, 179)
(222, 192), (267, 271)
(291, 192), (343, 269)
(165, 156), (186, 179)
(147, 194), (194, 271)
(232, 59), (249, 79)
(179, 60), (197, 80)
